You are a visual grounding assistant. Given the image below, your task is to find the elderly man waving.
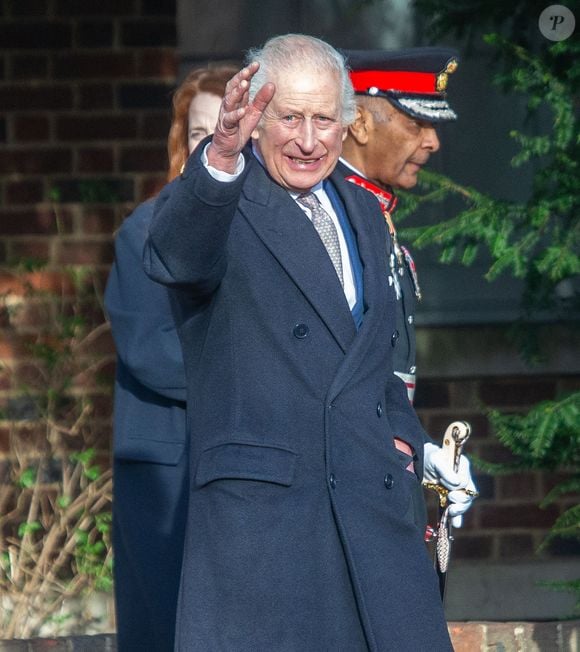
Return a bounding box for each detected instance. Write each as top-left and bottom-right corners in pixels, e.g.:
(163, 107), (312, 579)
(145, 33), (461, 651)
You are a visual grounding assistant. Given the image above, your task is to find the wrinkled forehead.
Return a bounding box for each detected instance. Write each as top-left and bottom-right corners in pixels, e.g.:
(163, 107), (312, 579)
(268, 66), (342, 111)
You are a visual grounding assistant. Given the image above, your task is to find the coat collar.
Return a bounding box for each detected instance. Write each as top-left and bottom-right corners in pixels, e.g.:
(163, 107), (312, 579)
(238, 156), (389, 364)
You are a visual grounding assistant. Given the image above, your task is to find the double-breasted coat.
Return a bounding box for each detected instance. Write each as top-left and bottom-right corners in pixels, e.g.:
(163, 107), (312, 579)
(145, 145), (452, 651)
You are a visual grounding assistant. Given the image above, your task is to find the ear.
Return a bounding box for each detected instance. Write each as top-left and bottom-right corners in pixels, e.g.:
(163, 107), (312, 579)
(347, 105), (372, 145)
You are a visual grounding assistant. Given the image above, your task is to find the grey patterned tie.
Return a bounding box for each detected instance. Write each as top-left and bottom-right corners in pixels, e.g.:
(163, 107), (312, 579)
(297, 192), (344, 286)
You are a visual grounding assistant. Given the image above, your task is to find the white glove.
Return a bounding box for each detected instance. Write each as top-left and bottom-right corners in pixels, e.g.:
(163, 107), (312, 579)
(423, 441), (478, 528)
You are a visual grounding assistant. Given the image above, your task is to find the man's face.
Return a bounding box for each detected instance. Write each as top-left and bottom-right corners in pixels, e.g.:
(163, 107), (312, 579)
(363, 101), (440, 190)
(253, 67), (347, 193)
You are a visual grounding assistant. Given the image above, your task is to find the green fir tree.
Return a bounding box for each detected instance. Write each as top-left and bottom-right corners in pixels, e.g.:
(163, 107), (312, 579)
(405, 0), (580, 608)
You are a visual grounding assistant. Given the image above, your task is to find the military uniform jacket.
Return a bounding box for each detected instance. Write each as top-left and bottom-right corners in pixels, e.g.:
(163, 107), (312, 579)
(144, 145), (452, 651)
(337, 160), (419, 403)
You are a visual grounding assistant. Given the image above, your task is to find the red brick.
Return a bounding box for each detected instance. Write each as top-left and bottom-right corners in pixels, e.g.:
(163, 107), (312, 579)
(54, 239), (114, 265)
(480, 503), (559, 529)
(118, 82), (174, 109)
(452, 534), (494, 560)
(75, 19), (115, 48)
(13, 115), (51, 142)
(137, 49), (177, 77)
(78, 207), (116, 235)
(141, 111), (172, 140)
(53, 52), (136, 80)
(0, 84), (73, 110)
(414, 380), (451, 409)
(142, 0), (177, 17)
(56, 0), (136, 16)
(476, 442), (518, 464)
(498, 533), (535, 557)
(479, 379), (557, 407)
(77, 147), (115, 173)
(0, 148), (72, 175)
(470, 473), (494, 501)
(56, 115), (137, 141)
(77, 83), (115, 110)
(5, 0), (49, 17)
(5, 179), (45, 204)
(139, 175), (167, 200)
(0, 21), (71, 50)
(0, 270), (76, 296)
(51, 177), (135, 203)
(7, 240), (51, 263)
(541, 470), (576, 495)
(10, 54), (49, 80)
(448, 622), (484, 652)
(121, 19), (176, 48)
(120, 145), (166, 172)
(558, 376), (580, 393)
(0, 207), (73, 236)
(497, 473), (539, 500)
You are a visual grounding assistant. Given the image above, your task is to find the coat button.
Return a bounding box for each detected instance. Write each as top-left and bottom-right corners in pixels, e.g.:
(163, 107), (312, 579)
(408, 315), (414, 325)
(293, 323), (309, 339)
(384, 473), (394, 489)
(329, 473), (337, 489)
(376, 402), (383, 417)
(391, 330), (399, 347)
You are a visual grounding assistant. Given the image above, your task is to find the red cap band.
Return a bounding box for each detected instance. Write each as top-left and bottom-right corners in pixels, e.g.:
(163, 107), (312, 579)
(349, 70), (438, 94)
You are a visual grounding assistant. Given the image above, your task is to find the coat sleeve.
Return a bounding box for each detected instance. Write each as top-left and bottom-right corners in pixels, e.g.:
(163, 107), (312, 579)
(143, 141), (249, 294)
(105, 200), (186, 402)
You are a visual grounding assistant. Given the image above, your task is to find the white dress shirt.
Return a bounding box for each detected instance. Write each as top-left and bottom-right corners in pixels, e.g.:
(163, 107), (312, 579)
(202, 144), (357, 310)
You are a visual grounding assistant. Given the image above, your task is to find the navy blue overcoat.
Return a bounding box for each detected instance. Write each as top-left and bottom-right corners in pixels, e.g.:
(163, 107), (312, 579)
(145, 146), (452, 651)
(105, 200), (189, 651)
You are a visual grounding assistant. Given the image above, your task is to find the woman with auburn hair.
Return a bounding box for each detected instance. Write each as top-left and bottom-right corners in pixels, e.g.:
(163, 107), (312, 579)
(167, 65), (237, 180)
(105, 64), (236, 652)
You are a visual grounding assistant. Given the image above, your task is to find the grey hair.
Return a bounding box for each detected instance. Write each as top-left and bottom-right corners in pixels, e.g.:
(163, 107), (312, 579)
(246, 34), (355, 125)
(356, 95), (395, 124)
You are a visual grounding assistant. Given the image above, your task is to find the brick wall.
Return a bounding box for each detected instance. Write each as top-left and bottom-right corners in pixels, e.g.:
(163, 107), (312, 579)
(0, 1), (177, 453)
(0, 0), (578, 638)
(416, 372), (580, 566)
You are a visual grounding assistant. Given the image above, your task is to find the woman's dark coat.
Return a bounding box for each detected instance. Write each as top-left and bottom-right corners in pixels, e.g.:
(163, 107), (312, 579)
(105, 200), (189, 651)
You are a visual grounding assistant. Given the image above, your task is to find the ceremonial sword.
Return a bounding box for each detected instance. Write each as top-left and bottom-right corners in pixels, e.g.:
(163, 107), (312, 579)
(423, 421), (475, 600)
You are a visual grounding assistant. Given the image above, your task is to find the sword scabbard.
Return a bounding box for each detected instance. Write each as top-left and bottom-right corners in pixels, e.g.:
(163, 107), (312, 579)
(434, 421), (472, 600)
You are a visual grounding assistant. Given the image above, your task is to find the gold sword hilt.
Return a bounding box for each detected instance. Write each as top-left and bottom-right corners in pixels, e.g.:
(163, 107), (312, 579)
(423, 421), (477, 508)
(443, 420), (471, 473)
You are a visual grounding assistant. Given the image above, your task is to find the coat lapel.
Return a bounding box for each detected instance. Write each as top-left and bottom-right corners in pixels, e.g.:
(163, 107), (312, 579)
(324, 169), (393, 400)
(239, 160), (357, 353)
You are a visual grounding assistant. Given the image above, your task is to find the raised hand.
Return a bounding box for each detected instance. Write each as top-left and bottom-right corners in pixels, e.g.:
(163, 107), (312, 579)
(207, 62), (275, 173)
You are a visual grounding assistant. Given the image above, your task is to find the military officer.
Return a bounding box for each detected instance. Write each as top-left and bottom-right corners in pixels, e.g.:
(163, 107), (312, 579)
(340, 47), (460, 403)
